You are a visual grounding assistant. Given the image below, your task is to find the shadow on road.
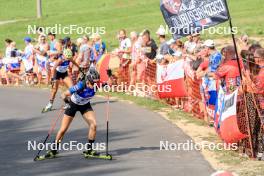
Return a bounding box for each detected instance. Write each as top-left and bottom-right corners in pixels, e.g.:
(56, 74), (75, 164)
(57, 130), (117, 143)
(91, 100), (118, 106)
(0, 116), (148, 176)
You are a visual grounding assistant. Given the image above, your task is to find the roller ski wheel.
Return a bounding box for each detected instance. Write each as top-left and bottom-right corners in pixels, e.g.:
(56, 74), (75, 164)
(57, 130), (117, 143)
(83, 150), (112, 160)
(34, 150), (58, 161)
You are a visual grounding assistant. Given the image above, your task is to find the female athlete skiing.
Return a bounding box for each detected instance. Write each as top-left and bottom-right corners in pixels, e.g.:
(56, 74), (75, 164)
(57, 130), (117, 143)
(42, 37), (80, 113)
(39, 68), (101, 160)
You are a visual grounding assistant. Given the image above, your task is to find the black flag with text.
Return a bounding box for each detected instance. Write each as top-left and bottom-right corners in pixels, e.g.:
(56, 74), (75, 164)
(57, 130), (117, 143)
(160, 0), (229, 39)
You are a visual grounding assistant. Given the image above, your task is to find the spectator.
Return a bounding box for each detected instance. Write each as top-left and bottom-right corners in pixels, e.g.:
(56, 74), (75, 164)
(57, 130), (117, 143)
(135, 35), (146, 85)
(117, 29), (132, 85)
(244, 48), (264, 95)
(214, 46), (243, 93)
(92, 33), (106, 62)
(165, 39), (183, 63)
(237, 34), (250, 51)
(192, 33), (202, 51)
(78, 35), (91, 69)
(197, 39), (222, 122)
(3, 39), (13, 85)
(36, 27), (46, 43)
(8, 42), (21, 85)
(21, 37), (34, 85)
(141, 29), (158, 95)
(248, 43), (262, 75)
(130, 31), (140, 86)
(155, 26), (169, 64)
(47, 32), (62, 84)
(34, 35), (49, 85)
(0, 53), (2, 85)
(184, 35), (197, 54)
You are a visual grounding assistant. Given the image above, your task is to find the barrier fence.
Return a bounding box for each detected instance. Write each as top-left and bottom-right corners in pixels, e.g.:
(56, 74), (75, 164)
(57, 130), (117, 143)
(113, 54), (263, 158)
(0, 53), (263, 158)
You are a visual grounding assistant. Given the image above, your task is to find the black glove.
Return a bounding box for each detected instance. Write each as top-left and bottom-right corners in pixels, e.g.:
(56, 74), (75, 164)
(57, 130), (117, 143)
(79, 67), (85, 75)
(63, 96), (70, 104)
(51, 77), (56, 83)
(107, 69), (112, 77)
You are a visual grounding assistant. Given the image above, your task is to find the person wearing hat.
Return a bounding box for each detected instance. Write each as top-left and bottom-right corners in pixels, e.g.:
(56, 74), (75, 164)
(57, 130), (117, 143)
(156, 25), (170, 64)
(203, 39), (222, 73)
(196, 39), (222, 123)
(42, 37), (80, 113)
(21, 37), (34, 85)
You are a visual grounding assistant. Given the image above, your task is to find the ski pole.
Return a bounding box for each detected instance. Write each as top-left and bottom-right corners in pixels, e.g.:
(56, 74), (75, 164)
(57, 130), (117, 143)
(33, 106), (64, 161)
(106, 93), (110, 156)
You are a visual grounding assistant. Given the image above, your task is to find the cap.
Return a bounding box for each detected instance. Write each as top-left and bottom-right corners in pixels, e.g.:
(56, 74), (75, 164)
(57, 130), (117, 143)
(156, 25), (166, 36)
(167, 39), (176, 45)
(203, 39), (215, 48)
(24, 37), (32, 43)
(76, 38), (83, 45)
(191, 33), (200, 37)
(63, 37), (71, 43)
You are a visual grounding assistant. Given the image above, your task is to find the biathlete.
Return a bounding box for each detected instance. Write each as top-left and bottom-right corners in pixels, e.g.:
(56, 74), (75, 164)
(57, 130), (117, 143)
(38, 68), (101, 160)
(42, 37), (80, 113)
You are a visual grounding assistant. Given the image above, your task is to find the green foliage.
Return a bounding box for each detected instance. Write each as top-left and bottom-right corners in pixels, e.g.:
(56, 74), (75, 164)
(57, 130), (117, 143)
(0, 0), (263, 53)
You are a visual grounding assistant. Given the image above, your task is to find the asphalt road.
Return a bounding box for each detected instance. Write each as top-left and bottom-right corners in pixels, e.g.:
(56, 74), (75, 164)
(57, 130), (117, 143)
(0, 87), (214, 176)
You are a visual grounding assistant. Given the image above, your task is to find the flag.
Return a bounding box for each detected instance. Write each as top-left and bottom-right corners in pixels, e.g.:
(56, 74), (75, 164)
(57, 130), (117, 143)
(217, 89), (247, 143)
(2, 57), (20, 71)
(96, 54), (111, 83)
(214, 85), (225, 130)
(160, 0), (229, 39)
(157, 59), (187, 98)
(201, 77), (217, 106)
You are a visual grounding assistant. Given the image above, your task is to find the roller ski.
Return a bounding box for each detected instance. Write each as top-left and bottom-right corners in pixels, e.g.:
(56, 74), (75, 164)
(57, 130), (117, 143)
(41, 102), (53, 113)
(83, 150), (112, 160)
(34, 150), (58, 161)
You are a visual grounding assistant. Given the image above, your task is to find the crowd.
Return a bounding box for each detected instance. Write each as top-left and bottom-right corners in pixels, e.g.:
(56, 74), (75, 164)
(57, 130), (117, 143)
(0, 26), (263, 158)
(112, 26), (264, 158)
(0, 29), (106, 86)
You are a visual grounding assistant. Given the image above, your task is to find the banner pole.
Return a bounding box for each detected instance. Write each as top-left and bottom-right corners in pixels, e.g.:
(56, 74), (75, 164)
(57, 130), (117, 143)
(223, 0), (243, 80)
(224, 0), (255, 157)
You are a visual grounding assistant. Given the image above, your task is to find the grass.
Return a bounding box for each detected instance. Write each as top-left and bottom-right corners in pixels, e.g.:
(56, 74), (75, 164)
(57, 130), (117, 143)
(0, 0), (264, 54)
(98, 92), (168, 111)
(167, 110), (207, 126)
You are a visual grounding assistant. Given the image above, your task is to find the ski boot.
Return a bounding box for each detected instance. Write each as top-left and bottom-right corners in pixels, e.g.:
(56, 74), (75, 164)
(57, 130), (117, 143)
(35, 150), (58, 161)
(42, 102), (53, 113)
(83, 150), (112, 160)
